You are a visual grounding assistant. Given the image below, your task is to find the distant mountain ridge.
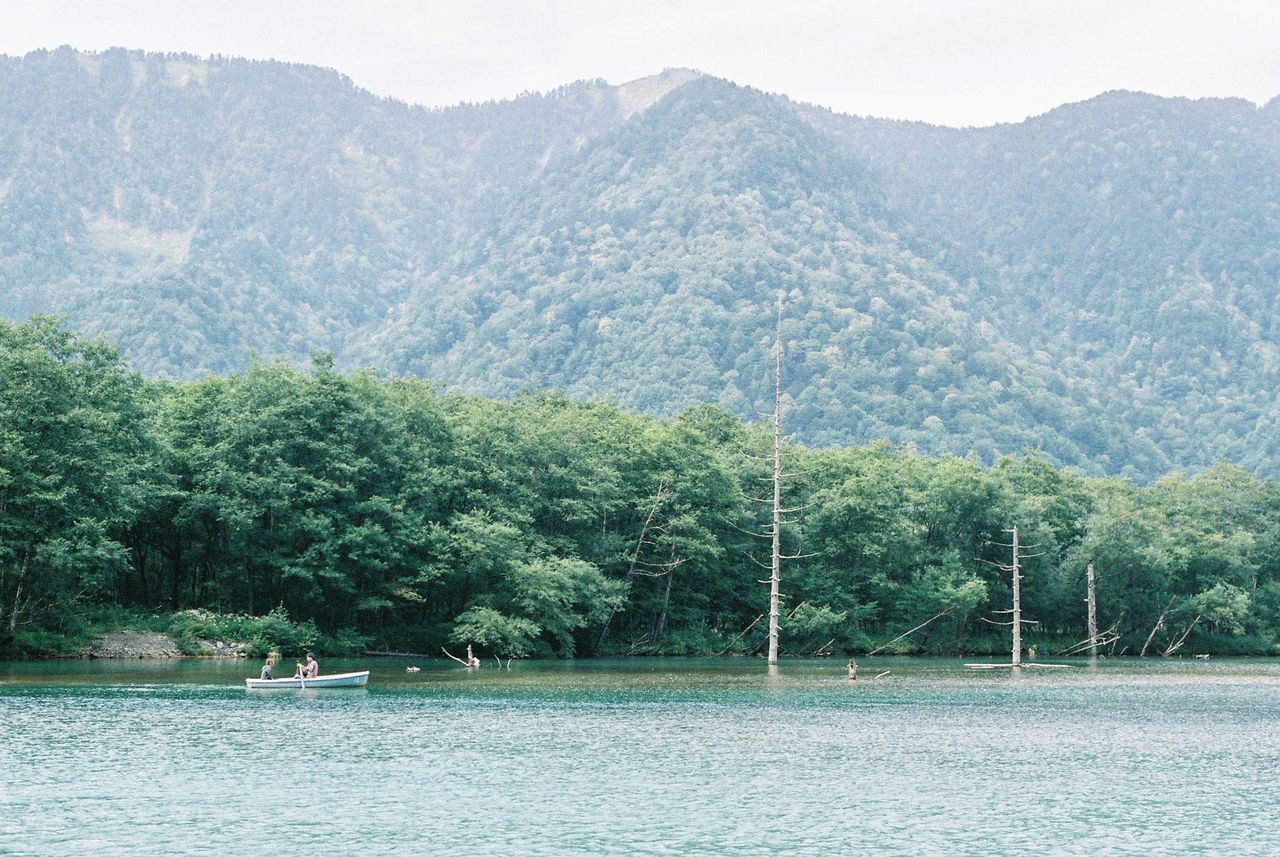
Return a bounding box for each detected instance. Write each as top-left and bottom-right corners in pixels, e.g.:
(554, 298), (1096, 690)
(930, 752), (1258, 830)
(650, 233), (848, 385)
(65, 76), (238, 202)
(3, 46), (1279, 479)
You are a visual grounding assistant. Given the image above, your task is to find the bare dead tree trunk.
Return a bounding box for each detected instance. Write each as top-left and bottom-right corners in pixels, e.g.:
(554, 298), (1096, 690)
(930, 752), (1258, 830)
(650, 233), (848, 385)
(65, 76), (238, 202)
(0, 559), (7, 637)
(1140, 597), (1176, 657)
(1086, 562), (1098, 660)
(767, 294), (784, 668)
(132, 539), (151, 605)
(978, 528), (1040, 667)
(598, 483), (668, 650)
(1011, 525), (1022, 669)
(246, 559), (255, 616)
(653, 563), (674, 640)
(7, 554), (28, 639)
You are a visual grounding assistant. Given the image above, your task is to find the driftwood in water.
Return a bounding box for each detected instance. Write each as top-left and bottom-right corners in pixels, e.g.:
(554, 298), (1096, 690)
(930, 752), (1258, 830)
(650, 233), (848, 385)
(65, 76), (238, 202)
(442, 645), (481, 668)
(364, 650), (436, 659)
(965, 662), (1072, 670)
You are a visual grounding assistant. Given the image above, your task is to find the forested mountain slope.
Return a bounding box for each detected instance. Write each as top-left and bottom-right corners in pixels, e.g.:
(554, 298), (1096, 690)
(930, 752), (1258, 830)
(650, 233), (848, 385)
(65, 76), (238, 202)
(816, 92), (1280, 473)
(363, 77), (1164, 474)
(0, 47), (645, 374)
(2, 47), (1278, 478)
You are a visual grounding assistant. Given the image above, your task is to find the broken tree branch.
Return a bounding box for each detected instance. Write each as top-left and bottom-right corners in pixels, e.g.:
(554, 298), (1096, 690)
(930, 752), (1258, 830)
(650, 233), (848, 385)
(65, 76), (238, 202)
(718, 612), (765, 656)
(1162, 614), (1202, 657)
(1140, 596), (1176, 658)
(867, 605), (955, 656)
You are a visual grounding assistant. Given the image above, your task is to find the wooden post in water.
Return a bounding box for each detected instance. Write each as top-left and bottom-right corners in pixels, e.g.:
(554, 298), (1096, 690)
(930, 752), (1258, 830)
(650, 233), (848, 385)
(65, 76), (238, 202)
(1086, 562), (1098, 660)
(1011, 525), (1022, 669)
(767, 294), (784, 668)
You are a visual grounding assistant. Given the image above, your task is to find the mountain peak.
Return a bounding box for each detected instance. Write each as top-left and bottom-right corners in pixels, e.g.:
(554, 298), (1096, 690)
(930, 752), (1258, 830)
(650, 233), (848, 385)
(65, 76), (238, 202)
(613, 68), (703, 118)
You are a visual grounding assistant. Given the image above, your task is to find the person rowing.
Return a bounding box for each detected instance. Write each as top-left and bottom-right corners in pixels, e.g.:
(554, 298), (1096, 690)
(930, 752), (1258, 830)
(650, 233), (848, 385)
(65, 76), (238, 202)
(292, 652), (318, 680)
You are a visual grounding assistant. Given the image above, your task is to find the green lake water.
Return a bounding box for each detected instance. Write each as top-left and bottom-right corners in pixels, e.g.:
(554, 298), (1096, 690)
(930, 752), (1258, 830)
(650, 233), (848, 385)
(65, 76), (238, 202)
(2, 657), (1278, 856)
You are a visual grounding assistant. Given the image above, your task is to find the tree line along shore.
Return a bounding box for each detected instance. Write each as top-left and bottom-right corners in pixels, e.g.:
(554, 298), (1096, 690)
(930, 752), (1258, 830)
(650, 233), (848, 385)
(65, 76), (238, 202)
(3, 316), (1279, 660)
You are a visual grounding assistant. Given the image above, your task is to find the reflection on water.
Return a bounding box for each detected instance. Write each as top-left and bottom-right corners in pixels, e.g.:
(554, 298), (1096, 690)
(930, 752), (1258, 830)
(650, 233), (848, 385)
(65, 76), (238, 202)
(2, 657), (1279, 856)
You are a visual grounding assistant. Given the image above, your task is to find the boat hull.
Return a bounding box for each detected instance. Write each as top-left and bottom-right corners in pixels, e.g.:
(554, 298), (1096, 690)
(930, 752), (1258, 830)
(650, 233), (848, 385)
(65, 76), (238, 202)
(245, 670), (369, 689)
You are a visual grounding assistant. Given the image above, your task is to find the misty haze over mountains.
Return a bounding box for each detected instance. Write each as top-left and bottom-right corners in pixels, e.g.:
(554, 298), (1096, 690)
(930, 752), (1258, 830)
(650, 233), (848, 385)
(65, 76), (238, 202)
(3, 46), (1279, 479)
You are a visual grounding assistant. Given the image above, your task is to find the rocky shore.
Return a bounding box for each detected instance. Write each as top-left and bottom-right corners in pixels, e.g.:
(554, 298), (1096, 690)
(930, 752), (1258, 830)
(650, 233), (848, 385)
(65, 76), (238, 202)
(80, 630), (248, 659)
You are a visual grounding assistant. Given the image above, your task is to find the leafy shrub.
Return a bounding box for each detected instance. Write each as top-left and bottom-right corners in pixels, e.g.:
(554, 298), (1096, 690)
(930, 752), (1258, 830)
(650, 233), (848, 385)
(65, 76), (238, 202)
(657, 626), (726, 656)
(316, 627), (372, 656)
(451, 606), (540, 658)
(9, 629), (86, 657)
(166, 607), (317, 657)
(81, 605), (171, 635)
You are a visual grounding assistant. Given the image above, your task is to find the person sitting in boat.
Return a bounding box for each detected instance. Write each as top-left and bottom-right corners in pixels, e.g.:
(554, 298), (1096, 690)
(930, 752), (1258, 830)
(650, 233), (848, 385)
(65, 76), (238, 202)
(302, 652), (319, 679)
(259, 656), (274, 680)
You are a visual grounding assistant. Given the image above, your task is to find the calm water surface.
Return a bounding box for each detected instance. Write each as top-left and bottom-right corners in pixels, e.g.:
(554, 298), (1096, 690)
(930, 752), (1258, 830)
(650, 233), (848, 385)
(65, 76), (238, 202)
(2, 656), (1278, 856)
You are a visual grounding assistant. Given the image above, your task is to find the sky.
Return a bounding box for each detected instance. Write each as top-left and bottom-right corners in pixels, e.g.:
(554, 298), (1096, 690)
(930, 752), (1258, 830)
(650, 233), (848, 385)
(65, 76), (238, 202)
(2, 0), (1278, 127)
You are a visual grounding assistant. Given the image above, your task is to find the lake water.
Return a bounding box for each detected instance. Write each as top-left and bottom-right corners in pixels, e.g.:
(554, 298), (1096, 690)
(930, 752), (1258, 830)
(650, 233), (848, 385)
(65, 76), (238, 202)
(2, 657), (1278, 856)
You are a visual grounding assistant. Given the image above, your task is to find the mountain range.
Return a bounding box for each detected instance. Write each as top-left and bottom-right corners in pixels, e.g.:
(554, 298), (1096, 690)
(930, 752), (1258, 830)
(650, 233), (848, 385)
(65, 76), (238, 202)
(3, 46), (1279, 479)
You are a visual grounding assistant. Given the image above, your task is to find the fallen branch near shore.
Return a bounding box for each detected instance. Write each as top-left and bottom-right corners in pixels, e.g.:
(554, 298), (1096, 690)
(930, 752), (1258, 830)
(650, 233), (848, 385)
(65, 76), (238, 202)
(1162, 614), (1202, 657)
(1055, 619), (1122, 656)
(626, 635), (661, 656)
(717, 613), (764, 656)
(364, 650), (435, 659)
(1140, 597), (1176, 657)
(867, 605), (955, 656)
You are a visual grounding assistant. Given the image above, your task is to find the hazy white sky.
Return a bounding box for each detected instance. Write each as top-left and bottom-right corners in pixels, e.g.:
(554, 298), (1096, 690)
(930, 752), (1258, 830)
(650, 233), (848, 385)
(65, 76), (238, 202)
(3, 0), (1278, 126)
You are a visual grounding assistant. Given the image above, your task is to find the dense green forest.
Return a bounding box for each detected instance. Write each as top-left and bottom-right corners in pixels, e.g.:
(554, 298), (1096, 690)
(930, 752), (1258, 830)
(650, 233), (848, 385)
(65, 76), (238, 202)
(5, 317), (1280, 659)
(4, 48), (1280, 479)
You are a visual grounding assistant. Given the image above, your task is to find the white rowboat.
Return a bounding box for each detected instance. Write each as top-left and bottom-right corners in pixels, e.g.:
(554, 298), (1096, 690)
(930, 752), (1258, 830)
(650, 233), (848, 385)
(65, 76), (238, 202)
(244, 670), (370, 689)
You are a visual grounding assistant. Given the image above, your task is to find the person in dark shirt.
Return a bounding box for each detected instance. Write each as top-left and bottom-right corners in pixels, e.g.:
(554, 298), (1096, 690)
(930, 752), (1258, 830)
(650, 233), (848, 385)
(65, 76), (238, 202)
(259, 656), (274, 680)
